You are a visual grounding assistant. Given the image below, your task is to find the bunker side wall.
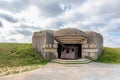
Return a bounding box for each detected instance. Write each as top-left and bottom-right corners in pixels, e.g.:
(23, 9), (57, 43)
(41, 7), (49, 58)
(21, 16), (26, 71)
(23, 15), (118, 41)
(32, 30), (57, 59)
(82, 31), (103, 60)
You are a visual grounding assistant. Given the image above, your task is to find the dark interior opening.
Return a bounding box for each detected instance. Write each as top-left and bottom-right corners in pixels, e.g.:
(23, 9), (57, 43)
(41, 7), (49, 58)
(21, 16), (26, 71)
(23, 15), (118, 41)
(57, 44), (82, 59)
(72, 49), (74, 52)
(66, 50), (69, 53)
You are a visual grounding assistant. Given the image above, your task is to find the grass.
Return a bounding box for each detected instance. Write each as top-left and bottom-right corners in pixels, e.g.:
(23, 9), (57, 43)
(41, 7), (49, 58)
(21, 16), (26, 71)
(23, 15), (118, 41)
(96, 47), (120, 64)
(0, 43), (48, 67)
(0, 43), (47, 67)
(0, 43), (48, 76)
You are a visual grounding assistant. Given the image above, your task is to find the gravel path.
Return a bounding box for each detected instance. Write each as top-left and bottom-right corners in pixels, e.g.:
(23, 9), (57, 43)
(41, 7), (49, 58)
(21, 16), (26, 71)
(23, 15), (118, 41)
(0, 62), (120, 80)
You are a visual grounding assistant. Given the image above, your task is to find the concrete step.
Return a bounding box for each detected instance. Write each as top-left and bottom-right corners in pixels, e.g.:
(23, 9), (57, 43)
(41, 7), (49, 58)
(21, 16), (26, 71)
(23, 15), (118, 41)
(51, 59), (92, 64)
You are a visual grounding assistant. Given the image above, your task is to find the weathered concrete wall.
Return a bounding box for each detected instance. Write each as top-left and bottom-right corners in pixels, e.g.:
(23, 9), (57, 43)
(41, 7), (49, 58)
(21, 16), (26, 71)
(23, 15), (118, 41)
(32, 30), (57, 59)
(83, 31), (103, 60)
(54, 28), (88, 37)
(32, 28), (103, 60)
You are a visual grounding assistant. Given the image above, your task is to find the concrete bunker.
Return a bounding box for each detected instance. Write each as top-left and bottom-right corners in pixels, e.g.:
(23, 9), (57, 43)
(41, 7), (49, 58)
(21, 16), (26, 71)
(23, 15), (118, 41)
(32, 28), (103, 60)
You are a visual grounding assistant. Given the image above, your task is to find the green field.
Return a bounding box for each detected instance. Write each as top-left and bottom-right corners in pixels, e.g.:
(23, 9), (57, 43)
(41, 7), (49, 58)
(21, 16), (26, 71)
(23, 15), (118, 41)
(0, 43), (48, 68)
(96, 47), (120, 63)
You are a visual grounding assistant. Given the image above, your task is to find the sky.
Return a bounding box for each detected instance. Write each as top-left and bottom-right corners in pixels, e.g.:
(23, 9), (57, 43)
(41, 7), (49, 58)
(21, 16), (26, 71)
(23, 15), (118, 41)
(0, 0), (120, 47)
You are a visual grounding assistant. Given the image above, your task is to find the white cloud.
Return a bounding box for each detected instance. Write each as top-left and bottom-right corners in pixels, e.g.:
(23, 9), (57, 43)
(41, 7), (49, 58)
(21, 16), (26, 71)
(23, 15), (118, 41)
(0, 0), (120, 47)
(16, 5), (39, 20)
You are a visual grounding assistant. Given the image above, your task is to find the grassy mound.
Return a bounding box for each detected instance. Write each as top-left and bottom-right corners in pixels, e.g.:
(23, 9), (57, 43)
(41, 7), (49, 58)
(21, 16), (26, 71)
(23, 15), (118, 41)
(0, 43), (47, 68)
(96, 47), (120, 63)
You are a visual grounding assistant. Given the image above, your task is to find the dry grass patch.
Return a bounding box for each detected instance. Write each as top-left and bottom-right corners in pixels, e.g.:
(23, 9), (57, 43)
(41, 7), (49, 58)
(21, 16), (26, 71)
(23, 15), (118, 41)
(0, 65), (42, 77)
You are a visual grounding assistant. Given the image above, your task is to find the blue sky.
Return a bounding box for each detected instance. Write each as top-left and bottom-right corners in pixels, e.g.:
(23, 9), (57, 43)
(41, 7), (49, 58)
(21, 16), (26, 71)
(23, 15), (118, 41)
(0, 0), (120, 47)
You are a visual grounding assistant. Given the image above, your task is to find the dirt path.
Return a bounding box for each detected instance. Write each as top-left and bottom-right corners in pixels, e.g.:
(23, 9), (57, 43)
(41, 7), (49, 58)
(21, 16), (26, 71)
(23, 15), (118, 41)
(0, 62), (120, 80)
